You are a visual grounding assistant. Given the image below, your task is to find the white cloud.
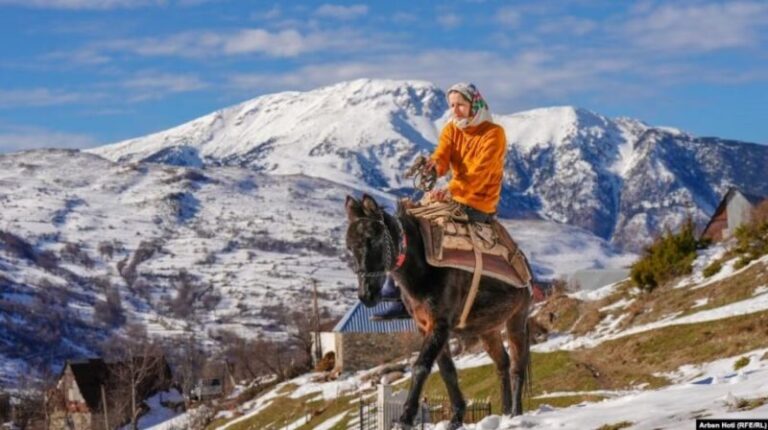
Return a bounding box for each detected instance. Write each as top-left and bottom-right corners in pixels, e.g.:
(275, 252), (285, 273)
(224, 49), (636, 111)
(222, 29), (307, 56)
(391, 12), (417, 24)
(256, 5), (281, 20)
(437, 13), (461, 29)
(0, 0), (214, 8)
(314, 4), (368, 20)
(122, 72), (207, 91)
(0, 124), (100, 153)
(0, 0), (160, 9)
(0, 88), (90, 108)
(625, 1), (768, 52)
(42, 49), (111, 65)
(538, 16), (596, 36)
(495, 7), (520, 27)
(92, 27), (377, 58)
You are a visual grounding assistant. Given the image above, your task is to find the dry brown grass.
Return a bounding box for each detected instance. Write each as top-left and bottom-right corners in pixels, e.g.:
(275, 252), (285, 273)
(572, 304), (602, 336)
(730, 396), (768, 412)
(605, 259), (768, 332)
(533, 293), (583, 333)
(577, 309), (768, 383)
(596, 422), (633, 430)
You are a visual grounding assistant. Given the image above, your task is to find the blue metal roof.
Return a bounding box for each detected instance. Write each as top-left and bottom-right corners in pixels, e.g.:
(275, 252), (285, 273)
(334, 301), (417, 333)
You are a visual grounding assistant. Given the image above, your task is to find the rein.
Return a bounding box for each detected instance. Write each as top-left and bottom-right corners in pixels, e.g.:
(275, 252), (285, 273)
(351, 214), (407, 278)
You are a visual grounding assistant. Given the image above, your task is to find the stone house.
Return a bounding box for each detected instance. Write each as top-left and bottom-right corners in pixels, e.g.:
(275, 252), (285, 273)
(313, 301), (421, 372)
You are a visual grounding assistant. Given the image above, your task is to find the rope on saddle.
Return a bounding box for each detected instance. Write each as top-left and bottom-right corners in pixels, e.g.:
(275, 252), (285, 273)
(458, 224), (483, 329)
(406, 200), (468, 221)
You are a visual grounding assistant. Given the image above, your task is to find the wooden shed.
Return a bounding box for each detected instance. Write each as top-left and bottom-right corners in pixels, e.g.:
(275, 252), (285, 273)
(700, 188), (767, 242)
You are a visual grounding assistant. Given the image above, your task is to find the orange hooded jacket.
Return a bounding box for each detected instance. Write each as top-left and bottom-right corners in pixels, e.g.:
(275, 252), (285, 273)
(431, 120), (506, 214)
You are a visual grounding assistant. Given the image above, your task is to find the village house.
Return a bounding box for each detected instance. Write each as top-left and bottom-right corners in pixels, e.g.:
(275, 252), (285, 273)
(700, 188), (768, 242)
(312, 301), (421, 372)
(47, 357), (172, 430)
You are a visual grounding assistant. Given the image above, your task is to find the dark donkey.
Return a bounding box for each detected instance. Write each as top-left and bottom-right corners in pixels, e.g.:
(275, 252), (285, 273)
(345, 194), (531, 430)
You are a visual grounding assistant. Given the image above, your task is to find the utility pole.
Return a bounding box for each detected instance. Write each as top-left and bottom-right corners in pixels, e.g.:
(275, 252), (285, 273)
(311, 277), (322, 363)
(101, 384), (109, 430)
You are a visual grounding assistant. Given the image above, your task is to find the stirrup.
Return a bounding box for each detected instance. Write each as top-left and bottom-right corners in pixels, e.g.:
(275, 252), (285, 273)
(370, 301), (410, 320)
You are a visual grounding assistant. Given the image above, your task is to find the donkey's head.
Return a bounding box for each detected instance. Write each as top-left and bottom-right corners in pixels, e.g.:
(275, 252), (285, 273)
(344, 194), (394, 307)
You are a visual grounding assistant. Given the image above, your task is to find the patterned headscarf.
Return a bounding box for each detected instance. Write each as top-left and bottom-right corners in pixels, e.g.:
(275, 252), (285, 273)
(447, 82), (493, 129)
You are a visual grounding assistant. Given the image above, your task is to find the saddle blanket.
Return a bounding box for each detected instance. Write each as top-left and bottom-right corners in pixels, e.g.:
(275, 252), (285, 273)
(407, 204), (533, 287)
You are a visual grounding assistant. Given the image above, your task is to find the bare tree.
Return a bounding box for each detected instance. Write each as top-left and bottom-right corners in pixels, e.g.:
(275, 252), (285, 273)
(286, 308), (315, 373)
(217, 331), (261, 381)
(102, 324), (170, 430)
(9, 367), (56, 430)
(166, 335), (207, 405)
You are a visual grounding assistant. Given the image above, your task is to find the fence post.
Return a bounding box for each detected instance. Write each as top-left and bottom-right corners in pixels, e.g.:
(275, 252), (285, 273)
(359, 398), (364, 430)
(377, 383), (391, 430)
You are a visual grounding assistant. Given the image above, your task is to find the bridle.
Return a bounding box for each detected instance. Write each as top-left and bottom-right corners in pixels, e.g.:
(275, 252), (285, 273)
(349, 214), (407, 279)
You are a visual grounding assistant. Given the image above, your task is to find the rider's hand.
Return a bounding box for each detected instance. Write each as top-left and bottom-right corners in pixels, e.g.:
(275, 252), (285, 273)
(428, 188), (449, 202)
(424, 159), (437, 174)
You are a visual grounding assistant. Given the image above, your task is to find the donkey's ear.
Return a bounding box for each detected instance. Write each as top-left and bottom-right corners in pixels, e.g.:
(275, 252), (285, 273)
(361, 194), (380, 217)
(345, 195), (364, 220)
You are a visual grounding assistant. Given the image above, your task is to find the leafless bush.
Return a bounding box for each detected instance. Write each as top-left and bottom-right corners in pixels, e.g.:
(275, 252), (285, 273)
(161, 169), (211, 185)
(60, 242), (95, 268)
(36, 250), (59, 271)
(166, 270), (217, 319)
(131, 278), (153, 300)
(197, 251), (216, 265)
(0, 230), (36, 261)
(98, 241), (115, 259)
(94, 284), (125, 328)
(202, 292), (221, 311)
(118, 240), (161, 287)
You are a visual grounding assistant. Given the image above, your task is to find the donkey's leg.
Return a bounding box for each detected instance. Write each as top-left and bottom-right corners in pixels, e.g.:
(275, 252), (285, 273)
(436, 345), (466, 429)
(506, 310), (530, 416)
(481, 332), (512, 415)
(399, 321), (450, 428)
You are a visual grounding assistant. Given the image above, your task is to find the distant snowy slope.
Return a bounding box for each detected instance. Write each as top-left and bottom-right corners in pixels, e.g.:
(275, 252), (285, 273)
(496, 106), (768, 249)
(0, 149), (631, 385)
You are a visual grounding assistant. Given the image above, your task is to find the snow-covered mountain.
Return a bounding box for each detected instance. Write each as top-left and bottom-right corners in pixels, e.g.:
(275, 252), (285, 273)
(0, 149), (632, 386)
(90, 79), (768, 251)
(91, 79), (446, 192)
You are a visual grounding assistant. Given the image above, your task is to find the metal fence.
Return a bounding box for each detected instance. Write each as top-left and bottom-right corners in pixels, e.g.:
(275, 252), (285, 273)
(358, 395), (491, 430)
(358, 397), (378, 430)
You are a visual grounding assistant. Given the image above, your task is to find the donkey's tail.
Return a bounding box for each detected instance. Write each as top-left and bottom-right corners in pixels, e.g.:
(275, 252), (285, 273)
(524, 308), (533, 411)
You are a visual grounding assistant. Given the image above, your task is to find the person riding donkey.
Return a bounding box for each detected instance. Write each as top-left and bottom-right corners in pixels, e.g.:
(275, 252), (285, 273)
(373, 82), (513, 320)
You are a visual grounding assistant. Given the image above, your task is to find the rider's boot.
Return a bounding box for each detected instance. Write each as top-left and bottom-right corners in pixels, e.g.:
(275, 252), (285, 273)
(371, 276), (411, 320)
(380, 276), (399, 301)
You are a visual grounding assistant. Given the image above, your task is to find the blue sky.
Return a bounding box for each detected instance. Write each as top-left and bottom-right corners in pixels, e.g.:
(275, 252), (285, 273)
(1, 0), (766, 153)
